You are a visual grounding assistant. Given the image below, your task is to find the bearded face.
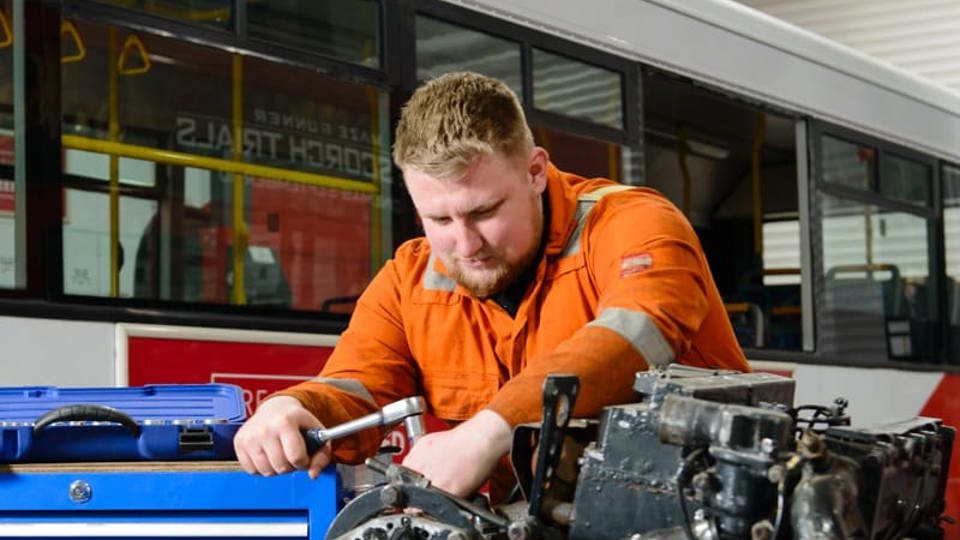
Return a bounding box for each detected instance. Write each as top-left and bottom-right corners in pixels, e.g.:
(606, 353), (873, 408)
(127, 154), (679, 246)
(404, 149), (549, 298)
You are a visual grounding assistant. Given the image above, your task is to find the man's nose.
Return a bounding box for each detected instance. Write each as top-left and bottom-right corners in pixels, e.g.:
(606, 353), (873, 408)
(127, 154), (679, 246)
(453, 221), (483, 257)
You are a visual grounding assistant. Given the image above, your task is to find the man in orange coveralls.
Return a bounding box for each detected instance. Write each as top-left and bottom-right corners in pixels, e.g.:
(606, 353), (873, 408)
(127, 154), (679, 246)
(234, 71), (748, 498)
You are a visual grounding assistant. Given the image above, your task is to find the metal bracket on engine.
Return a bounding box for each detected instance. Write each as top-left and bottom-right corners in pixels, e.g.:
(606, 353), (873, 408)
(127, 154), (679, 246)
(527, 374), (580, 523)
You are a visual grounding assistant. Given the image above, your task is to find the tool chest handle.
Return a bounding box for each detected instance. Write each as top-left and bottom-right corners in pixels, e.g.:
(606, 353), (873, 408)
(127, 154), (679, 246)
(33, 404), (142, 437)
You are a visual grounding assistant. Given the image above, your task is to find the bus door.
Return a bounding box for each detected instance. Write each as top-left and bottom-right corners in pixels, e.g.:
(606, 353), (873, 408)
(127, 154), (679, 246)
(641, 69), (804, 353)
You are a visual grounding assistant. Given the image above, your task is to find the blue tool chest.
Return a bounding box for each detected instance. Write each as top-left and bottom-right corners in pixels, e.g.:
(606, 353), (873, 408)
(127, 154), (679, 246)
(0, 385), (340, 539)
(0, 385), (245, 463)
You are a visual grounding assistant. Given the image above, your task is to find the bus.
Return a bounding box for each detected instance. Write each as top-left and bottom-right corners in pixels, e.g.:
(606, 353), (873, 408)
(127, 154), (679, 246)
(1, 0), (959, 527)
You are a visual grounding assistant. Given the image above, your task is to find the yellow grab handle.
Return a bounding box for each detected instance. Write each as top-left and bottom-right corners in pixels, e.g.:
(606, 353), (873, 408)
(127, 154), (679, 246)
(0, 10), (12, 49)
(118, 34), (151, 75)
(61, 20), (86, 63)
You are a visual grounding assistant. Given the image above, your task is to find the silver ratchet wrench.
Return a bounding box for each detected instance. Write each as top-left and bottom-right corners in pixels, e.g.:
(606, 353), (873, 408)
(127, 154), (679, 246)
(302, 396), (426, 454)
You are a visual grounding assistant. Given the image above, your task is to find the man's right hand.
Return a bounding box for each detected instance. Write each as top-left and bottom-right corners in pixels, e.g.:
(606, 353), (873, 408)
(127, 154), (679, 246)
(233, 395), (331, 479)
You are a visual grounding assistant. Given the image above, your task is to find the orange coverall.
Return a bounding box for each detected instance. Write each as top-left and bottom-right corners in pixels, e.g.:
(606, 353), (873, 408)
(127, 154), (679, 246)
(280, 163), (748, 463)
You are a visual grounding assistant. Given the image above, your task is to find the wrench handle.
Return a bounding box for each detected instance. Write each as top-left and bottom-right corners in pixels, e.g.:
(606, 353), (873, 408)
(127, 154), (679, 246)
(302, 428), (328, 455)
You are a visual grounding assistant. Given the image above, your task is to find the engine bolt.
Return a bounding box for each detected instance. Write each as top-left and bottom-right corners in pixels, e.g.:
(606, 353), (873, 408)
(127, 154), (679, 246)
(379, 485), (403, 507)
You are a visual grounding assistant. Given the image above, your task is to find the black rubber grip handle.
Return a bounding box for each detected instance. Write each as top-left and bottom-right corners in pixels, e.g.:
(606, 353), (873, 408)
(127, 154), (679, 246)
(33, 404), (141, 437)
(302, 428), (327, 455)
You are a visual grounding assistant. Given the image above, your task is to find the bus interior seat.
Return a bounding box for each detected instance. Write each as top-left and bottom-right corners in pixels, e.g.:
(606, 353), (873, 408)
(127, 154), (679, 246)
(725, 302), (764, 348)
(820, 263), (911, 361)
(727, 278), (802, 350)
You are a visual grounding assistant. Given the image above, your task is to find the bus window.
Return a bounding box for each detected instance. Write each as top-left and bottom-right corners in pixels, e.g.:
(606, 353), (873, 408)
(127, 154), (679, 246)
(816, 133), (938, 363)
(945, 164), (960, 359)
(0, 1), (13, 289)
(94, 0), (233, 30)
(821, 135), (873, 190)
(879, 152), (932, 207)
(415, 16), (522, 97)
(60, 18), (391, 312)
(817, 194), (933, 362)
(533, 49), (623, 130)
(642, 71), (801, 351)
(248, 0), (381, 69)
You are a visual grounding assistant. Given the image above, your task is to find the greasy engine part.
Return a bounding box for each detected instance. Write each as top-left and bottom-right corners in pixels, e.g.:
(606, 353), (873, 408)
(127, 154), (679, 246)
(568, 367), (796, 540)
(788, 431), (867, 540)
(324, 366), (954, 540)
(325, 459), (508, 540)
(817, 417), (954, 540)
(659, 394), (794, 538)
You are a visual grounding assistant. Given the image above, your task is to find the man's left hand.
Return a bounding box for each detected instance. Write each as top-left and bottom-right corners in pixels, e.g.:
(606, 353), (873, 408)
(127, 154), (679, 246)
(401, 409), (512, 497)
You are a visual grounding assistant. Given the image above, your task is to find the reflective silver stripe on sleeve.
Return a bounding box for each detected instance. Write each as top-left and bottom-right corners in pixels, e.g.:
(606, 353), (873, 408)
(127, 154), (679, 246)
(311, 377), (376, 404)
(560, 185), (637, 258)
(587, 307), (675, 367)
(423, 253), (456, 292)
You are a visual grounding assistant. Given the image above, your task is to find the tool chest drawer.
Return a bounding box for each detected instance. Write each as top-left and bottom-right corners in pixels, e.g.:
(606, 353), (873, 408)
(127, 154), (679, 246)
(0, 462), (339, 539)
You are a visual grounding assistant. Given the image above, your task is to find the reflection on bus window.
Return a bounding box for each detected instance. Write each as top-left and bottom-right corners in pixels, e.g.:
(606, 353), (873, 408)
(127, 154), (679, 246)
(415, 16), (522, 97)
(762, 220), (800, 286)
(60, 18), (391, 313)
(944, 164), (960, 359)
(817, 193), (936, 362)
(533, 49), (622, 130)
(0, 134), (12, 289)
(240, 56), (383, 183)
(94, 0), (233, 29)
(127, 169), (374, 310)
(248, 0), (381, 68)
(643, 71), (801, 350)
(533, 126), (627, 182)
(65, 149), (156, 187)
(879, 152), (931, 207)
(63, 189), (157, 297)
(62, 19), (233, 147)
(0, 0), (14, 289)
(822, 135), (873, 190)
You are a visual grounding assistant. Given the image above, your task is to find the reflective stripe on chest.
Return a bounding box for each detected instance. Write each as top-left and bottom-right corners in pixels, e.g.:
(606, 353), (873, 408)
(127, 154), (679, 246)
(560, 184), (636, 258)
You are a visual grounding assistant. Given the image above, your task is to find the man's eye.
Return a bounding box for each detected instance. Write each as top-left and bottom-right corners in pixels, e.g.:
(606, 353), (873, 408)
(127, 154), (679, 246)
(431, 217), (452, 225)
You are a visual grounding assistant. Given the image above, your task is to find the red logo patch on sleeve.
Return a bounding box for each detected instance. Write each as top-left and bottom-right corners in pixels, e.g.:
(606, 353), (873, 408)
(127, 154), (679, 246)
(620, 252), (653, 277)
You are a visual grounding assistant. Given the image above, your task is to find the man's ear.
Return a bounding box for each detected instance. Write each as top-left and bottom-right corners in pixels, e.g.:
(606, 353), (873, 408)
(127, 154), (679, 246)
(528, 146), (549, 194)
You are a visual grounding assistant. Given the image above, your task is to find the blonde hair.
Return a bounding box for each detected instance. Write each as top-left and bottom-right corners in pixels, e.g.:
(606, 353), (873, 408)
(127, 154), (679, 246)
(393, 72), (534, 179)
